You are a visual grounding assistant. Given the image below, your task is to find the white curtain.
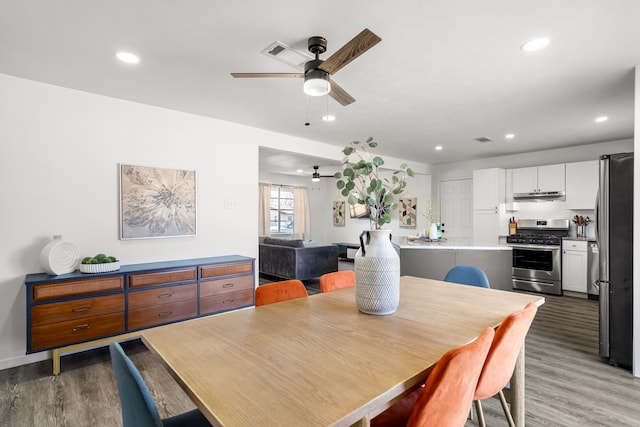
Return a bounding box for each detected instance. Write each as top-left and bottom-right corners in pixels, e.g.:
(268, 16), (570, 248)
(258, 182), (271, 237)
(293, 186), (310, 240)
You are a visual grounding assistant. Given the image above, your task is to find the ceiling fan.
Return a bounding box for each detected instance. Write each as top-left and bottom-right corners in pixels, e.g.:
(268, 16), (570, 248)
(311, 166), (335, 182)
(231, 28), (381, 106)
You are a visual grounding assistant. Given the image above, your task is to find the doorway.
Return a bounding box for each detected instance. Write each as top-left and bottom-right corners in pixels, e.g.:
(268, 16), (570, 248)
(439, 179), (473, 239)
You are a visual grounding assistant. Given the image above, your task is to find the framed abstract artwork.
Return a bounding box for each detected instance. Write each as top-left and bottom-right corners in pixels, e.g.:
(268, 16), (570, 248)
(120, 164), (197, 239)
(399, 197), (417, 229)
(333, 200), (345, 227)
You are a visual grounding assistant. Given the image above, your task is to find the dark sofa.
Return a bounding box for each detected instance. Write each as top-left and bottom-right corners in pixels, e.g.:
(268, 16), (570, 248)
(259, 237), (338, 281)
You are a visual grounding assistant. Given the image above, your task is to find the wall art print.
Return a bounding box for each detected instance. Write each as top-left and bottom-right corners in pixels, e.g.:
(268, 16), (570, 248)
(120, 164), (196, 239)
(333, 200), (345, 227)
(399, 197), (417, 229)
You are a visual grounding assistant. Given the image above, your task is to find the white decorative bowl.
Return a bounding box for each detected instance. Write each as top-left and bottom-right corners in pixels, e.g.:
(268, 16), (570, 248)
(79, 261), (120, 274)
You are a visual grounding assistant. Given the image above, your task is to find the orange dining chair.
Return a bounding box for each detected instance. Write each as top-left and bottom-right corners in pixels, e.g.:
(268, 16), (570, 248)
(371, 327), (495, 427)
(254, 280), (308, 306)
(473, 302), (538, 427)
(319, 270), (355, 292)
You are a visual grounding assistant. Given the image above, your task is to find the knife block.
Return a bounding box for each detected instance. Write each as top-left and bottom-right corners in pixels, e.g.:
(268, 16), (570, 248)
(509, 223), (517, 235)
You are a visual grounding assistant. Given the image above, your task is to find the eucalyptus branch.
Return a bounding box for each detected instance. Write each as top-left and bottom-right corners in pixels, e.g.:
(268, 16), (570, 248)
(334, 137), (414, 230)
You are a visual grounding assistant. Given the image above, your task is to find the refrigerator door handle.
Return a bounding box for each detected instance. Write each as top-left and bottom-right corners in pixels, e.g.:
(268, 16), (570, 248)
(594, 188), (599, 244)
(599, 280), (610, 358)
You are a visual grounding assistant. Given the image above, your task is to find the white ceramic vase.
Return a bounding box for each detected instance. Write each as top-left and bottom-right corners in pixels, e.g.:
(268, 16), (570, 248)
(354, 229), (400, 315)
(429, 222), (439, 240)
(40, 235), (80, 275)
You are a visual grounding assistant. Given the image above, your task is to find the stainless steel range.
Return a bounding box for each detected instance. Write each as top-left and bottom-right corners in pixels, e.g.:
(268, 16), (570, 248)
(507, 219), (570, 295)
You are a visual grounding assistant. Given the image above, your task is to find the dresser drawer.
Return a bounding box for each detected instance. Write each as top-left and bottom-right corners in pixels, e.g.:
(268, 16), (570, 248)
(31, 312), (125, 351)
(200, 289), (254, 316)
(128, 268), (197, 289)
(128, 299), (197, 330)
(200, 261), (253, 279)
(32, 276), (124, 302)
(200, 275), (253, 298)
(31, 294), (124, 326)
(128, 283), (197, 310)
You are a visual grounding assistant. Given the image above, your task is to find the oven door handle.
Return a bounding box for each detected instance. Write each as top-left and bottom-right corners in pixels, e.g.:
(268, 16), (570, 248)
(509, 244), (560, 251)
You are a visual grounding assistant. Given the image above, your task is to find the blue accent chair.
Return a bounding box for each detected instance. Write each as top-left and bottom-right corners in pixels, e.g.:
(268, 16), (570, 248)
(109, 342), (211, 427)
(444, 265), (490, 288)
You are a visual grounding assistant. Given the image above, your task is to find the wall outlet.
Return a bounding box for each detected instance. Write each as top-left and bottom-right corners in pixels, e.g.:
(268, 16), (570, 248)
(224, 199), (238, 209)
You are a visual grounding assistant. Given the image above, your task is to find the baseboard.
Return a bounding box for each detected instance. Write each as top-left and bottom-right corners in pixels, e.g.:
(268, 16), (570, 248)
(0, 351), (50, 372)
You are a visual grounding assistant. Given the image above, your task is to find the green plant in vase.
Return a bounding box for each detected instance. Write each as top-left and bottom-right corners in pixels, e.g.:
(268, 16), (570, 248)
(334, 137), (414, 230)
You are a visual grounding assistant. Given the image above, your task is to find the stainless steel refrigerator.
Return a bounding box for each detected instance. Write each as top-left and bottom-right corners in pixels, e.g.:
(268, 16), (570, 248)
(597, 152), (633, 369)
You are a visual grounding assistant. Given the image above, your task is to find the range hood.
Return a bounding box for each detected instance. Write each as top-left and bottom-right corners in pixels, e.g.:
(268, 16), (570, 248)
(513, 191), (566, 201)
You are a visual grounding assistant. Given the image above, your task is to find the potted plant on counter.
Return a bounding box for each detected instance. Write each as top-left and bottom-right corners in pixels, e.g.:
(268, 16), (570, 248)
(334, 137), (414, 315)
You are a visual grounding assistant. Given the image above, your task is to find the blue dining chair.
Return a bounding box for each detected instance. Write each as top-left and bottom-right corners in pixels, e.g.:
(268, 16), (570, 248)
(444, 265), (490, 288)
(109, 342), (211, 427)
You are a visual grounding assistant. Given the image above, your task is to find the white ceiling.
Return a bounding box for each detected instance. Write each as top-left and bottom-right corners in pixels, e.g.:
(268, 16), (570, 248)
(1, 0), (638, 172)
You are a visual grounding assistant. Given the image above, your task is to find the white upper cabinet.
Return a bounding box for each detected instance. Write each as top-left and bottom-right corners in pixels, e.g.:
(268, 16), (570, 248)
(473, 168), (505, 210)
(537, 164), (566, 192)
(565, 160), (599, 210)
(512, 167), (538, 194)
(512, 164), (565, 193)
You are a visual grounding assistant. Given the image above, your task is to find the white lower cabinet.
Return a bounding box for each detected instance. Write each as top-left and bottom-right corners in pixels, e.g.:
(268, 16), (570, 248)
(562, 240), (588, 294)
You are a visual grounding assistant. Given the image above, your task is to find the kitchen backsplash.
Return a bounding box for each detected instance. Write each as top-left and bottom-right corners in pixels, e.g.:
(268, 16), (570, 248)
(509, 200), (595, 238)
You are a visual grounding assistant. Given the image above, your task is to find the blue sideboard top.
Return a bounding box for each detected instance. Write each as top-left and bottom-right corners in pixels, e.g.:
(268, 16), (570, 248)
(25, 255), (255, 285)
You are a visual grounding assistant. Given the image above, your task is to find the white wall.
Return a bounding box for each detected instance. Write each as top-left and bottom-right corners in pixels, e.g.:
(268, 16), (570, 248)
(0, 73), (428, 370)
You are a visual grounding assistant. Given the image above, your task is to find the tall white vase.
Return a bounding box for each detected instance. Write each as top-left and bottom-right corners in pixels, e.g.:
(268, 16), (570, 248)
(429, 222), (439, 240)
(354, 229), (400, 315)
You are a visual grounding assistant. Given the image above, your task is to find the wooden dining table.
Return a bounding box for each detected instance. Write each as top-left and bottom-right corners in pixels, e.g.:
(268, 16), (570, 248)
(141, 276), (544, 427)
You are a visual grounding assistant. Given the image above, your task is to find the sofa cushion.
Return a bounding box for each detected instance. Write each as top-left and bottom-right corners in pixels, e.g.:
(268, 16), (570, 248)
(263, 237), (304, 248)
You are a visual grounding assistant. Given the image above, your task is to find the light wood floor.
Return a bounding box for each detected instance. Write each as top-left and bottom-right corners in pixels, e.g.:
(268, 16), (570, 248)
(2, 293), (639, 426)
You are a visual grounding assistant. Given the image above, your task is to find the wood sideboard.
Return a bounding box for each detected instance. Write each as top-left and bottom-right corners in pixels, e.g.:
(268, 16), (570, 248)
(25, 255), (255, 375)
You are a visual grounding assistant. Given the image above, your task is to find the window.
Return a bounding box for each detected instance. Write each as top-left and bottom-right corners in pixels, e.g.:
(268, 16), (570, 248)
(270, 186), (294, 234)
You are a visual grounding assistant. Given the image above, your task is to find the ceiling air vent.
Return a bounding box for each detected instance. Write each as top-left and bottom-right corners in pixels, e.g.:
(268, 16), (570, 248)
(261, 41), (313, 69)
(474, 136), (493, 143)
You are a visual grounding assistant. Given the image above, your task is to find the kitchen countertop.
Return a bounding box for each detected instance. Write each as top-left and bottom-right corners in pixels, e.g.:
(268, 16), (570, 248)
(562, 236), (596, 242)
(397, 237), (511, 251)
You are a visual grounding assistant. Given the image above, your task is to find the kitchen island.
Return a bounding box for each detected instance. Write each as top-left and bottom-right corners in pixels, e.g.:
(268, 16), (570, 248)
(398, 237), (513, 291)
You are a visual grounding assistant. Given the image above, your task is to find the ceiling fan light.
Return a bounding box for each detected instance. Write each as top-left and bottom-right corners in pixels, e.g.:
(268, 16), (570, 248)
(304, 69), (331, 96)
(311, 172), (321, 182)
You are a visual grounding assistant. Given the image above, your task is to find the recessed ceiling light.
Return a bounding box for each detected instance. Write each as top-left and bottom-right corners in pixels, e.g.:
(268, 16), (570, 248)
(435, 146), (443, 151)
(505, 133), (515, 139)
(322, 115), (336, 122)
(296, 169), (304, 173)
(116, 52), (140, 64)
(595, 116), (609, 123)
(520, 37), (551, 52)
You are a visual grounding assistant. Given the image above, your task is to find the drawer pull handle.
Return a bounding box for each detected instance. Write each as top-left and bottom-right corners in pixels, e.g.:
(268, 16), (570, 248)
(72, 305), (91, 313)
(72, 324), (90, 332)
(223, 299), (235, 304)
(222, 283), (235, 288)
(158, 311), (173, 318)
(157, 292), (173, 299)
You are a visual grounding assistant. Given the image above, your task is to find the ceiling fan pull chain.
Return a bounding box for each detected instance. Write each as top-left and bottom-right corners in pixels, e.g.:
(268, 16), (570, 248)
(305, 95), (310, 126)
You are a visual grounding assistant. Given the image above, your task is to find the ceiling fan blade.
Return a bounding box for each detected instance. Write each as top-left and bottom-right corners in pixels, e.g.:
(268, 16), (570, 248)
(319, 28), (382, 75)
(329, 79), (355, 106)
(230, 73), (303, 78)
